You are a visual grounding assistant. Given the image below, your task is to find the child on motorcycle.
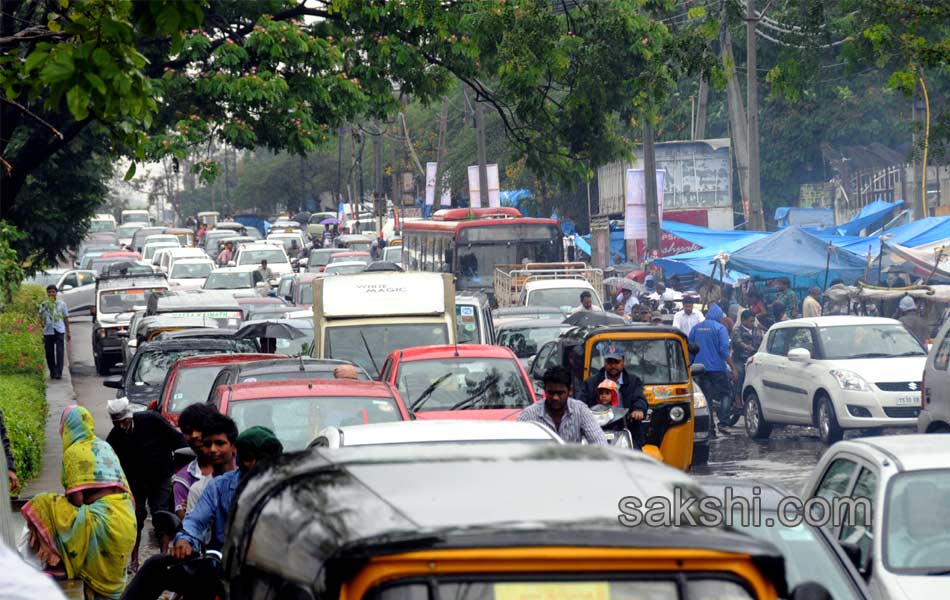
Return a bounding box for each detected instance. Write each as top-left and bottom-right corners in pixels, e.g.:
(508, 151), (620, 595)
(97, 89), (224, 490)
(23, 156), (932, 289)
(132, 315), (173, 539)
(595, 379), (620, 406)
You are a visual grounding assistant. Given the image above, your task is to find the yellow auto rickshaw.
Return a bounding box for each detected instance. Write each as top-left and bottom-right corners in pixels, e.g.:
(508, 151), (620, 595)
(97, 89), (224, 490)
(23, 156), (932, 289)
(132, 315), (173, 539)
(222, 444), (804, 600)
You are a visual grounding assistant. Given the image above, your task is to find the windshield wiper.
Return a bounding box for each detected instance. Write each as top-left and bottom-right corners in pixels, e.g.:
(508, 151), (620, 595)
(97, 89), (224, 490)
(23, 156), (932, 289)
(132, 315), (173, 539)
(848, 352), (892, 359)
(926, 570), (950, 576)
(409, 373), (452, 412)
(449, 375), (501, 411)
(358, 330), (380, 376)
(891, 350), (927, 357)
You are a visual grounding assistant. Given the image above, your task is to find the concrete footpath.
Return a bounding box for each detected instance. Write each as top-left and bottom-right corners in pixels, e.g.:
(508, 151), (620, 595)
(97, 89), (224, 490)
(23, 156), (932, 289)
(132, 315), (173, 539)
(21, 339), (77, 499)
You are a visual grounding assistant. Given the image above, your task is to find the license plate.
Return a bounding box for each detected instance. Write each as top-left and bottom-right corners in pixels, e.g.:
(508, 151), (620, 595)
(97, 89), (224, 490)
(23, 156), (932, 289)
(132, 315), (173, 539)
(896, 396), (919, 406)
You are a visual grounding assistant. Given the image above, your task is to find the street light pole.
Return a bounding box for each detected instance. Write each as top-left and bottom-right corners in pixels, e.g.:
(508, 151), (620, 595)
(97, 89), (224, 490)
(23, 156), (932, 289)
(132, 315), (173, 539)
(643, 118), (662, 256)
(746, 0), (765, 230)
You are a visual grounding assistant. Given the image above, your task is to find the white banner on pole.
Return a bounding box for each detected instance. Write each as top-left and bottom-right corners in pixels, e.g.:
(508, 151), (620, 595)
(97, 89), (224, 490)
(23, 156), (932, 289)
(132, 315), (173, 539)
(487, 164), (501, 208)
(440, 179), (452, 206)
(425, 162), (438, 206)
(624, 169), (666, 240)
(467, 165), (482, 208)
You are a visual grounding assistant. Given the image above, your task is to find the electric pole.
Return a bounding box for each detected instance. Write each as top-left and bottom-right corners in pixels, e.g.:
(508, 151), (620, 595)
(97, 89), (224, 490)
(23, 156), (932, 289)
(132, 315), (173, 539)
(373, 121), (383, 233)
(746, 0), (765, 230)
(643, 117), (662, 255)
(470, 86), (490, 207)
(435, 96), (449, 207)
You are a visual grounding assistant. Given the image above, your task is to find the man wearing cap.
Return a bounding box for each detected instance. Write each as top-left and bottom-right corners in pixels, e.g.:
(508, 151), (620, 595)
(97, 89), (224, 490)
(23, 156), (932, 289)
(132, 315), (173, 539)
(898, 296), (929, 344)
(650, 311), (665, 325)
(577, 344), (648, 447)
(106, 397), (186, 567)
(672, 294), (705, 336)
(122, 425), (284, 599)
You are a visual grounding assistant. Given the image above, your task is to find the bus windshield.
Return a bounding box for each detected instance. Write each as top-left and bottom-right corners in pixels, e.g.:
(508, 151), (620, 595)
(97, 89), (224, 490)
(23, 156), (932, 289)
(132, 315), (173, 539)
(457, 240), (561, 289)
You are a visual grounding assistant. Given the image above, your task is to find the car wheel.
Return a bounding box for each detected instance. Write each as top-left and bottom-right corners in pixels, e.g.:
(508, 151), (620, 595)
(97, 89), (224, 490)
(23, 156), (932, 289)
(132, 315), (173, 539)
(691, 442), (709, 466)
(928, 423), (950, 434)
(94, 347), (106, 376)
(817, 394), (843, 444)
(744, 389), (772, 439)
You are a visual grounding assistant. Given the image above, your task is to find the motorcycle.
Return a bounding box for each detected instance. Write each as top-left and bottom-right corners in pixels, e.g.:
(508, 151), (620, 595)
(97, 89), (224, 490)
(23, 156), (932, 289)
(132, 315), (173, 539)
(589, 404), (634, 448)
(150, 510), (225, 600)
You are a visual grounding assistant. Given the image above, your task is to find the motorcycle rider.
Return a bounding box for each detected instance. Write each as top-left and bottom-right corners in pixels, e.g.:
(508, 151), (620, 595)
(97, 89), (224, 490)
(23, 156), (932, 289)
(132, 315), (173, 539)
(577, 344), (648, 447)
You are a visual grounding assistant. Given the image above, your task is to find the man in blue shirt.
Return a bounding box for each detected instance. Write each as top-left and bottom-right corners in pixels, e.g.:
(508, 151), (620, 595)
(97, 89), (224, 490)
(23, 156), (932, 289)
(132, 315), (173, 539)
(38, 285), (70, 379)
(121, 425), (283, 599)
(688, 304), (737, 429)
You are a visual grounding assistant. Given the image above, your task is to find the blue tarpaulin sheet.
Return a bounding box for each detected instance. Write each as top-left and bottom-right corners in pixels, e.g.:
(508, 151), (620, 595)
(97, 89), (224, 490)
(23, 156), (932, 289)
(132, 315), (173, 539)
(836, 199), (904, 236)
(661, 220), (766, 248)
(877, 216), (950, 248)
(577, 230), (628, 262)
(774, 207), (835, 229)
(727, 227), (869, 287)
(653, 234), (761, 284)
(232, 214), (270, 237)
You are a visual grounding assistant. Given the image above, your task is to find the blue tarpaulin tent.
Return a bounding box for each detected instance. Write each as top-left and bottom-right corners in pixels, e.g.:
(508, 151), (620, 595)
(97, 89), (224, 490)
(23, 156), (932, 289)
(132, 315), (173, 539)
(652, 234), (761, 284)
(836, 199), (904, 236)
(232, 214), (270, 237)
(774, 207), (835, 229)
(661, 220), (764, 248)
(727, 227), (869, 287)
(877, 216), (950, 248)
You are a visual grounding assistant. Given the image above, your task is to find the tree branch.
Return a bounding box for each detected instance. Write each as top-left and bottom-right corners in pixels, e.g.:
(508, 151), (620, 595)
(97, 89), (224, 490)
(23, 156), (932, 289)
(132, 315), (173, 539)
(0, 25), (66, 47)
(0, 97), (64, 140)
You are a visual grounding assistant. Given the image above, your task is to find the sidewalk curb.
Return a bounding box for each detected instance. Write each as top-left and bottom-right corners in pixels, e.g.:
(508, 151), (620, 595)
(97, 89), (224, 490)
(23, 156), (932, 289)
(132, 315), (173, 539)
(21, 340), (77, 497)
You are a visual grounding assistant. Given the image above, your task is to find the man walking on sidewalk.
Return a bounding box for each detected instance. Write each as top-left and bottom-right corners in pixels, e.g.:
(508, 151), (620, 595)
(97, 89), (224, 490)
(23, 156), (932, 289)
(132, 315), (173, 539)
(39, 284), (70, 379)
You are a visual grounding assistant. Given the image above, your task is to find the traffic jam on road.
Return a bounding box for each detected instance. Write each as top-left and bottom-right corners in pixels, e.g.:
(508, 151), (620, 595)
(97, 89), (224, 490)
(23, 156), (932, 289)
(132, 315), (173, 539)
(18, 206), (950, 600)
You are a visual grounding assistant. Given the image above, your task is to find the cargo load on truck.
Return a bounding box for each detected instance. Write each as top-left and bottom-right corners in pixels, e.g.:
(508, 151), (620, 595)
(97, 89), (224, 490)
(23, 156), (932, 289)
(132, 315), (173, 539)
(493, 262), (604, 308)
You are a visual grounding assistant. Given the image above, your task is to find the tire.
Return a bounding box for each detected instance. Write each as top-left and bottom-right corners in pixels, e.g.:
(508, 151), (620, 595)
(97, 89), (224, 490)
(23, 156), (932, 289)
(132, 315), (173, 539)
(928, 423), (950, 434)
(744, 389), (772, 439)
(817, 394), (844, 444)
(691, 442), (710, 466)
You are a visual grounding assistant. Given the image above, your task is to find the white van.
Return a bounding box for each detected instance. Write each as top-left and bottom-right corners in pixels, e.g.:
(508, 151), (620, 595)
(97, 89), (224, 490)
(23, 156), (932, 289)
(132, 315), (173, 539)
(90, 213), (117, 233)
(121, 209), (152, 225)
(311, 272), (456, 377)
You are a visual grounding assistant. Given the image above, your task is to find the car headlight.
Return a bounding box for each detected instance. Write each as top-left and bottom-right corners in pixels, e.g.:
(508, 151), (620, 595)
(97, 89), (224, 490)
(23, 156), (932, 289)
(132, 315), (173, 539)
(670, 405), (686, 423)
(830, 369), (871, 392)
(692, 387), (707, 409)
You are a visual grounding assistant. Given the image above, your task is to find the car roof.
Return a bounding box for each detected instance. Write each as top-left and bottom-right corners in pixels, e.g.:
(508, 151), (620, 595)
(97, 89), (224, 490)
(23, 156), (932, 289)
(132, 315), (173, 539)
(325, 261), (366, 268)
(212, 266), (259, 273)
(497, 318), (569, 330)
(171, 257), (214, 264)
(237, 296), (286, 305)
(224, 444), (786, 595)
(139, 338), (246, 352)
(172, 353), (280, 369)
(155, 328), (239, 340)
(694, 477), (791, 509)
(327, 420), (561, 445)
(845, 434), (950, 471)
(97, 274), (168, 291)
(772, 316), (901, 328)
(225, 379), (395, 401)
(227, 357), (366, 376)
(396, 344), (519, 361)
(333, 251), (369, 256)
(152, 292), (241, 310)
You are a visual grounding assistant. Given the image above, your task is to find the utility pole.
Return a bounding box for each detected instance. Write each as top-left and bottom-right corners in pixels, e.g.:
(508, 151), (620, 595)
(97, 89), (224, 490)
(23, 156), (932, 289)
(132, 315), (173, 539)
(721, 23), (751, 225)
(746, 0), (765, 230)
(435, 96), (449, 207)
(373, 121), (384, 233)
(336, 126), (344, 211)
(693, 75), (709, 140)
(643, 118), (662, 255)
(471, 86), (489, 207)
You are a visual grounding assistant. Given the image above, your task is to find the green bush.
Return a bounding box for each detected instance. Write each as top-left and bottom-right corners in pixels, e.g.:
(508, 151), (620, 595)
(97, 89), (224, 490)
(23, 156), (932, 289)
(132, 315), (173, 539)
(0, 374), (46, 482)
(8, 284), (46, 324)
(0, 312), (46, 377)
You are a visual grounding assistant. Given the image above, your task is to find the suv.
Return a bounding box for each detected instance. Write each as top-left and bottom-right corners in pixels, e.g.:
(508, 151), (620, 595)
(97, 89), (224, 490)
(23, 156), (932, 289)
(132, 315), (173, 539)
(742, 316), (928, 443)
(92, 273), (168, 375)
(519, 279), (602, 311)
(231, 242), (292, 278)
(919, 318), (950, 433)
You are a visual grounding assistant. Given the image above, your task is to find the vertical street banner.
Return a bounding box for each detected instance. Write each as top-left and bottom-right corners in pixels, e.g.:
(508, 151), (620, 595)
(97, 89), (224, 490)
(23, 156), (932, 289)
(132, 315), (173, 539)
(624, 169), (666, 240)
(425, 162), (438, 206)
(467, 165), (482, 208)
(440, 169), (452, 206)
(468, 164), (500, 208)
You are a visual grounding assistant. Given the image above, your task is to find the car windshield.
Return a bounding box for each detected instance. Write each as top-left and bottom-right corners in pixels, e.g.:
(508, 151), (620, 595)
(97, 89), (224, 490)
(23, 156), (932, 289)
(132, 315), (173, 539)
(817, 324), (926, 359)
(116, 224), (142, 238)
(397, 357), (533, 411)
(228, 395), (401, 451)
(144, 243), (178, 260)
(299, 285), (313, 305)
(171, 262), (214, 279)
(330, 254), (369, 264)
(168, 365), (227, 412)
(124, 213), (149, 223)
(884, 469), (950, 574)
(204, 272), (253, 289)
(90, 220), (115, 233)
(133, 348), (223, 386)
(528, 288), (600, 310)
(309, 251), (342, 267)
(383, 247), (402, 262)
(268, 236), (302, 252)
(238, 249), (288, 265)
(325, 323), (449, 377)
(498, 325), (569, 358)
(274, 328), (314, 356)
(341, 241), (372, 252)
(589, 338), (689, 385)
(99, 288), (163, 314)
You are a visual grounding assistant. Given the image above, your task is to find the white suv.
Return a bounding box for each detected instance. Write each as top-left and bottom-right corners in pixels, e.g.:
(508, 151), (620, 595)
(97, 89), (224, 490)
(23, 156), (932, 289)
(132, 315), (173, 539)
(231, 242), (292, 278)
(742, 316), (927, 443)
(919, 318), (950, 433)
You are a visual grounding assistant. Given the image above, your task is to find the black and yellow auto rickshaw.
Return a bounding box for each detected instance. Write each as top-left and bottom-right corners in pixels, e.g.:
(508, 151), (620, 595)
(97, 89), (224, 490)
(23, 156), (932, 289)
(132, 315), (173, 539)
(529, 324), (708, 470)
(222, 443), (813, 600)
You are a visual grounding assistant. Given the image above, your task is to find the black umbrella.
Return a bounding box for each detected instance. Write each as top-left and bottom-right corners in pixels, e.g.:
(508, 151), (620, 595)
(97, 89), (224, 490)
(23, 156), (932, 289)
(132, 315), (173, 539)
(292, 211), (312, 225)
(233, 320), (307, 340)
(562, 311), (626, 327)
(363, 261), (404, 272)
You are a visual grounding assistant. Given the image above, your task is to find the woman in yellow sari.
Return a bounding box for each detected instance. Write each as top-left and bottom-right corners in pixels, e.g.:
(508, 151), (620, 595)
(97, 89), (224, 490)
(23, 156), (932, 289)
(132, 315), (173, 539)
(21, 405), (137, 599)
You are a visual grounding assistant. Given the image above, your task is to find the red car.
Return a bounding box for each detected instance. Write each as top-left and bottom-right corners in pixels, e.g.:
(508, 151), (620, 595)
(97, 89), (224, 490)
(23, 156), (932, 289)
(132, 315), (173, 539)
(208, 379), (410, 450)
(379, 345), (537, 421)
(328, 251), (370, 265)
(155, 353), (280, 426)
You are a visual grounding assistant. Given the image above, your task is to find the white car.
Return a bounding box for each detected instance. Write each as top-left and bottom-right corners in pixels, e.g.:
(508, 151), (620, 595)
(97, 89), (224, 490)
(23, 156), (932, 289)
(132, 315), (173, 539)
(519, 279), (602, 311)
(202, 265), (267, 294)
(801, 435), (950, 599)
(323, 261), (367, 276)
(142, 240), (180, 261)
(742, 316), (928, 443)
(167, 258), (215, 289)
(311, 420), (563, 448)
(162, 247), (209, 275)
(232, 243), (292, 277)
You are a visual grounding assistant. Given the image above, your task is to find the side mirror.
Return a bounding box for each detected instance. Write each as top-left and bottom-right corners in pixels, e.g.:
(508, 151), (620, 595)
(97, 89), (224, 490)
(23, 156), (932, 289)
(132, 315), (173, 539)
(789, 582), (834, 600)
(690, 362), (706, 375)
(60, 284), (74, 291)
(103, 375), (123, 389)
(109, 364), (124, 375)
(788, 347), (811, 362)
